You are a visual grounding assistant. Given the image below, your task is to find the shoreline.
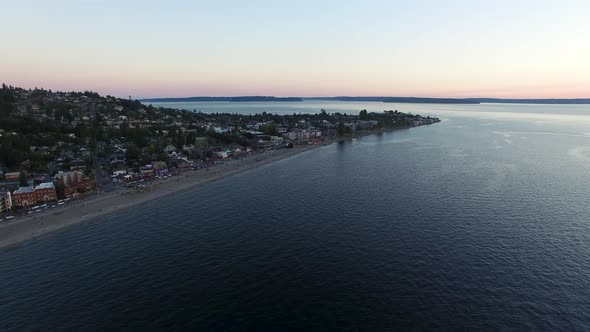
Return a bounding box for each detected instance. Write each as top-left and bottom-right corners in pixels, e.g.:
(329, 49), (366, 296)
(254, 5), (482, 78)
(0, 129), (392, 251)
(0, 125), (430, 251)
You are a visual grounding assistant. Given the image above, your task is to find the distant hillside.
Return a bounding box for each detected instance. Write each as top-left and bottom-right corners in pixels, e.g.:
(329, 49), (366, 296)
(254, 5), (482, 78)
(305, 97), (389, 102)
(382, 97), (479, 104)
(306, 97), (479, 104)
(143, 96), (590, 105)
(142, 96), (302, 103)
(307, 97), (590, 104)
(466, 98), (590, 104)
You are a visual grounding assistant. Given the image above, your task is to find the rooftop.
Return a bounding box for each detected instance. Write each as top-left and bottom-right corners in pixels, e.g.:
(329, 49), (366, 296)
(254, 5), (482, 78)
(35, 182), (55, 190)
(14, 186), (35, 194)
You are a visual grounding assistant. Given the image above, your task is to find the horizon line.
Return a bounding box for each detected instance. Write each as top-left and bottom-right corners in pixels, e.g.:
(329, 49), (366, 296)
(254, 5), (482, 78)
(140, 96), (590, 100)
(3, 82), (590, 101)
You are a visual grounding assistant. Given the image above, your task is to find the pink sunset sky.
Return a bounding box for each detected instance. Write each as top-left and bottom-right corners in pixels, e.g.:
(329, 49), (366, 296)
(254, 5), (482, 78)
(2, 0), (589, 99)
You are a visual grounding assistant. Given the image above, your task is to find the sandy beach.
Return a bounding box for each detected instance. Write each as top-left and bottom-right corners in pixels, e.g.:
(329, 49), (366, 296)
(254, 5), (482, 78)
(0, 142), (330, 250)
(0, 127), (412, 250)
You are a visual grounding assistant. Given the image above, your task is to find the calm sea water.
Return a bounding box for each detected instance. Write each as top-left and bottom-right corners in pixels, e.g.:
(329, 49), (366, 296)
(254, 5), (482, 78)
(2, 102), (590, 330)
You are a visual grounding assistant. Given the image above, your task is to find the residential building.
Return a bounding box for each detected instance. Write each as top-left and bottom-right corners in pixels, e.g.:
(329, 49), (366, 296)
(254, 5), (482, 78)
(112, 169), (127, 176)
(295, 130), (311, 140)
(55, 170), (84, 186)
(283, 132), (297, 140)
(0, 191), (12, 213)
(153, 161), (169, 176)
(140, 166), (155, 178)
(310, 129), (322, 137)
(4, 172), (20, 181)
(357, 120), (379, 128)
(69, 159), (86, 171)
(35, 182), (57, 203)
(212, 147), (228, 159)
(12, 186), (36, 207)
(55, 170), (92, 197)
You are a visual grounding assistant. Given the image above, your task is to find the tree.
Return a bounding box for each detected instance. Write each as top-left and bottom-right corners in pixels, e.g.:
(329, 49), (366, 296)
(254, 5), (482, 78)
(84, 164), (93, 177)
(261, 124), (278, 136)
(19, 170), (28, 186)
(319, 109), (330, 121)
(54, 181), (65, 200)
(0, 84), (15, 119)
(359, 109), (369, 120)
(158, 152), (170, 163)
(125, 144), (140, 166)
(148, 144), (157, 155)
(337, 121), (346, 137)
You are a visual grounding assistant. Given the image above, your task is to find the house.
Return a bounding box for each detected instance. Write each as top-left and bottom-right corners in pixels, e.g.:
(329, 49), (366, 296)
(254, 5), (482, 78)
(182, 144), (196, 154)
(140, 167), (155, 178)
(194, 137), (208, 148)
(165, 145), (177, 153)
(112, 169), (127, 176)
(357, 120), (379, 128)
(212, 127), (231, 134)
(0, 182), (19, 194)
(4, 172), (20, 181)
(308, 138), (322, 145)
(69, 159), (86, 171)
(256, 140), (276, 150)
(214, 149), (228, 159)
(175, 159), (191, 172)
(153, 161), (169, 176)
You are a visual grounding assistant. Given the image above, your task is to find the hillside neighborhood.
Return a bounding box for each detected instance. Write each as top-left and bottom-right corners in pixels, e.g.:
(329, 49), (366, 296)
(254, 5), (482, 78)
(0, 84), (439, 220)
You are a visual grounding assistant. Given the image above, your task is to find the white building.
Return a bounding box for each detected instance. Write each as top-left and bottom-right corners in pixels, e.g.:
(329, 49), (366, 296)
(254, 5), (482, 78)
(283, 132), (297, 140)
(0, 191), (12, 213)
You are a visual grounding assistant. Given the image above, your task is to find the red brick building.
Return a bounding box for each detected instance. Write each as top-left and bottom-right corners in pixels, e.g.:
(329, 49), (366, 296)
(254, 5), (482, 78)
(12, 186), (36, 207)
(12, 182), (57, 207)
(35, 182), (57, 203)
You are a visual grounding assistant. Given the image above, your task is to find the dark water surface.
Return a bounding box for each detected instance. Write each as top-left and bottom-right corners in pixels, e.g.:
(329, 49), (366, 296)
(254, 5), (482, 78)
(2, 104), (590, 330)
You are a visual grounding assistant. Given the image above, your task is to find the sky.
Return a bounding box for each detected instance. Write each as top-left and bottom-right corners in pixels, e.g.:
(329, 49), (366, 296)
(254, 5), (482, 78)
(2, 0), (589, 98)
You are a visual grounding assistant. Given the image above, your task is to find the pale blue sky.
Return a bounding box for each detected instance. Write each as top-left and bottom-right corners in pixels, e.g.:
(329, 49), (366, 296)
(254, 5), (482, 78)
(2, 0), (589, 98)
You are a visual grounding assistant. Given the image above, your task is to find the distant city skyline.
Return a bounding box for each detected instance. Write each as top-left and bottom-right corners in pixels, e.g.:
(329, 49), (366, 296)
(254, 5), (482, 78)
(3, 0), (589, 98)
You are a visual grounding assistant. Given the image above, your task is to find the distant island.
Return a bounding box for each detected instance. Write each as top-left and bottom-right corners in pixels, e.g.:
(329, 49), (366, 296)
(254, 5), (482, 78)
(145, 96), (590, 105)
(142, 96), (302, 103)
(306, 96), (478, 104)
(306, 97), (590, 104)
(383, 97), (478, 104)
(464, 98), (590, 104)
